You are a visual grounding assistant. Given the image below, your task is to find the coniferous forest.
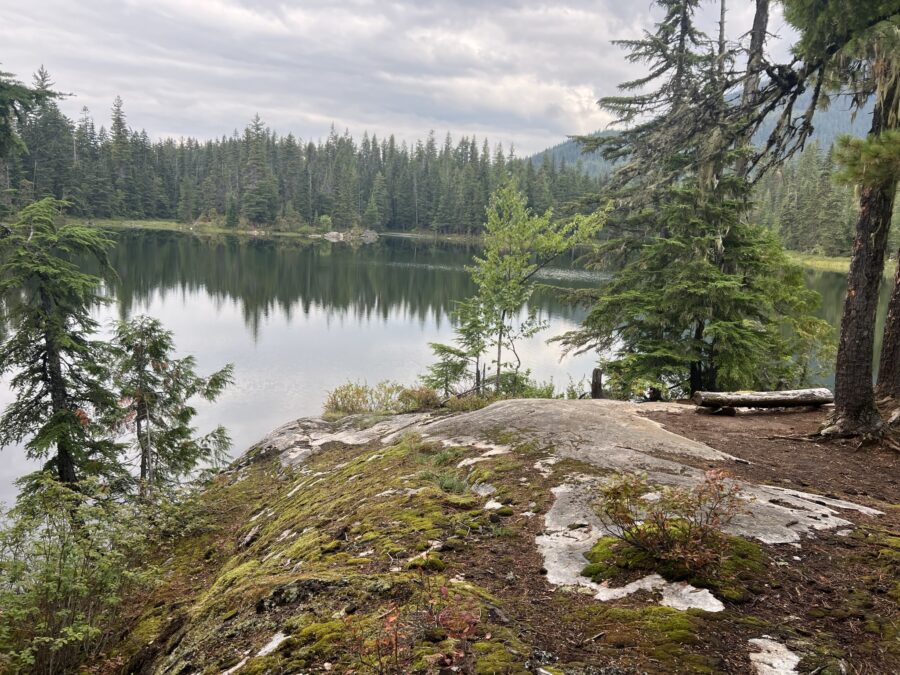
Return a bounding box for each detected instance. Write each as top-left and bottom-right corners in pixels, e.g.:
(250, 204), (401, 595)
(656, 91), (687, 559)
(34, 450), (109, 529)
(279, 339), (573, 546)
(0, 71), (600, 234)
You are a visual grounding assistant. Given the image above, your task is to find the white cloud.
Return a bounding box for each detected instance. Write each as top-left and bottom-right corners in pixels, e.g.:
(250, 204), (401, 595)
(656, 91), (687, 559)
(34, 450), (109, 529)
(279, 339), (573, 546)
(0, 0), (792, 154)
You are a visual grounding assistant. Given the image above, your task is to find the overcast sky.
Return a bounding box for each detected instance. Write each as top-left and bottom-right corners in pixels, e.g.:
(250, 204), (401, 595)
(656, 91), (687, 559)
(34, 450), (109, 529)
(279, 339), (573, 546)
(1, 1), (794, 154)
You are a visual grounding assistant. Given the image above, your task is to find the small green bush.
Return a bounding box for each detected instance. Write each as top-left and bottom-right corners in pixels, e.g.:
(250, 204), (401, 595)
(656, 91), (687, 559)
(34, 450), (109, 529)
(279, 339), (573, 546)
(323, 381), (441, 417)
(593, 470), (744, 575)
(419, 470), (468, 495)
(0, 474), (154, 674)
(397, 386), (441, 412)
(445, 395), (491, 413)
(323, 382), (372, 416)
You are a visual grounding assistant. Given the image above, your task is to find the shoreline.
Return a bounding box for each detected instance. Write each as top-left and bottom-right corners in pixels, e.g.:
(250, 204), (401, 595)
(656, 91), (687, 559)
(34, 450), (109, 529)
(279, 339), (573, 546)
(77, 218), (871, 274)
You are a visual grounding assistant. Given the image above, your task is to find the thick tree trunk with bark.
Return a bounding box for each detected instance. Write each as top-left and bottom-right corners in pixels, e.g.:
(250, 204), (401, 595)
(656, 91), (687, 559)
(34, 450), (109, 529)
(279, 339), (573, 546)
(693, 388), (833, 409)
(48, 353), (78, 485)
(877, 246), (900, 401)
(826, 183), (893, 436)
(825, 72), (898, 437)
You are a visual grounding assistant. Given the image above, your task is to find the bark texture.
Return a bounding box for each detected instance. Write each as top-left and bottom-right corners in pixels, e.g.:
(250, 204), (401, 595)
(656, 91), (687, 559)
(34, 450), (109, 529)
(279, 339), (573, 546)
(693, 388), (834, 409)
(877, 252), (900, 400)
(826, 67), (898, 437)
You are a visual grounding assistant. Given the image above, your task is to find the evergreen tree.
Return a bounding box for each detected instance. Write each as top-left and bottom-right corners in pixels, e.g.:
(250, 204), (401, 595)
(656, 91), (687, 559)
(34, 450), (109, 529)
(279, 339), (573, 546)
(110, 316), (233, 493)
(0, 199), (121, 486)
(0, 68), (55, 160)
(240, 115), (278, 225)
(565, 0), (831, 397)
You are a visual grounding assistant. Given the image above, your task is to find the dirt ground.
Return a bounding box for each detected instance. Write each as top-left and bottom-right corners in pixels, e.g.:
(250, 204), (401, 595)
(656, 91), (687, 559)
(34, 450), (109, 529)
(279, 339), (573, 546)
(643, 405), (899, 507)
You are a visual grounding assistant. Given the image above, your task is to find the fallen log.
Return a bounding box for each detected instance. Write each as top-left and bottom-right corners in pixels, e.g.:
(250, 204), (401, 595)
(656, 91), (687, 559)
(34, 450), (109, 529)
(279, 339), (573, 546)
(692, 388), (834, 409)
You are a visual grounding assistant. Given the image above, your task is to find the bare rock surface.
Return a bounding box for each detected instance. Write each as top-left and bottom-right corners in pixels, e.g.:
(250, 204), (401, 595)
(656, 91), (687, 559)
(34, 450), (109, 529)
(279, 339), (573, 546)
(234, 399), (880, 619)
(748, 637), (801, 674)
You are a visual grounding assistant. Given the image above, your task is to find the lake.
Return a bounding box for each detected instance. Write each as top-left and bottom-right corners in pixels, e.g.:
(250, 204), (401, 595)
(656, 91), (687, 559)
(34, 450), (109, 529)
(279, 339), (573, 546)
(0, 229), (890, 504)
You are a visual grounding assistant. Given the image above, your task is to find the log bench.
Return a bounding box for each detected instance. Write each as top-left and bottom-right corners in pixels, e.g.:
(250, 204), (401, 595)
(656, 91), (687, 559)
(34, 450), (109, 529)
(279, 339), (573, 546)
(692, 388), (834, 414)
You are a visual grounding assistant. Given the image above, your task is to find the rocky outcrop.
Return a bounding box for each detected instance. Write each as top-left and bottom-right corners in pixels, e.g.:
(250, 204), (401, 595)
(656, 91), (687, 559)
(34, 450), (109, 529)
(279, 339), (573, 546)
(110, 400), (886, 674)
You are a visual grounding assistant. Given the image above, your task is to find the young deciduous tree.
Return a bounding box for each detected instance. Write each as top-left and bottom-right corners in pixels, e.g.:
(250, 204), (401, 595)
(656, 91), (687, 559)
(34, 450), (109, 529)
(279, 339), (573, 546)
(429, 182), (604, 397)
(0, 198), (121, 486)
(110, 315), (233, 493)
(0, 474), (152, 674)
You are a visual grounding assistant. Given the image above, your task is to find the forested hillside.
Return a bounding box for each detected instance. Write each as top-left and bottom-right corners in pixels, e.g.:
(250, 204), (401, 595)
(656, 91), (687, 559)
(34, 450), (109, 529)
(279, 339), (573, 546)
(536, 93), (872, 178)
(750, 140), (900, 257)
(0, 73), (601, 235)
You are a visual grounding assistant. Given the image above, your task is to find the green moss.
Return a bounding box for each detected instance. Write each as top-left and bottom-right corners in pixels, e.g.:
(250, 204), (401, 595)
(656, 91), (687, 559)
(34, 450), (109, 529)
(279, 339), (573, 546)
(565, 604), (716, 670)
(495, 506), (514, 517)
(203, 560), (260, 599)
(320, 539), (342, 553)
(472, 640), (528, 673)
(581, 534), (766, 604)
(406, 553), (446, 572)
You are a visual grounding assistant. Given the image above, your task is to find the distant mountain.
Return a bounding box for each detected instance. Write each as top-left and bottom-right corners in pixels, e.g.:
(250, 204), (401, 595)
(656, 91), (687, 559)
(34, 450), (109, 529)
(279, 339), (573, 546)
(532, 94), (874, 178)
(530, 131), (617, 178)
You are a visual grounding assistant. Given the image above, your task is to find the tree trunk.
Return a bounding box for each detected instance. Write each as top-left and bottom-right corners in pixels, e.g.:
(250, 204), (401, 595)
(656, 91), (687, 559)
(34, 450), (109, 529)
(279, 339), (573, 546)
(825, 70), (898, 437)
(495, 311), (505, 396)
(877, 249), (900, 400)
(735, 0), (769, 179)
(42, 292), (78, 485)
(689, 321), (705, 395)
(591, 368), (604, 399)
(693, 388), (833, 408)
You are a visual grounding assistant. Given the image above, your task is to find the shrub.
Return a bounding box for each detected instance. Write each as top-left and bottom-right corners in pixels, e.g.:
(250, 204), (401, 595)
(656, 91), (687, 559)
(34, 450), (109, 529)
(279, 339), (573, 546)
(419, 470), (468, 495)
(323, 382), (372, 416)
(397, 386), (441, 412)
(593, 470), (744, 574)
(323, 381), (441, 417)
(345, 576), (481, 673)
(445, 395), (491, 413)
(0, 474), (154, 674)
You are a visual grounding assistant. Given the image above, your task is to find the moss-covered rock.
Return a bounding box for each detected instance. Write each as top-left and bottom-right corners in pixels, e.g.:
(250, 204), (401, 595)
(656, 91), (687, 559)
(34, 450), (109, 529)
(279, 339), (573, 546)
(581, 533), (767, 604)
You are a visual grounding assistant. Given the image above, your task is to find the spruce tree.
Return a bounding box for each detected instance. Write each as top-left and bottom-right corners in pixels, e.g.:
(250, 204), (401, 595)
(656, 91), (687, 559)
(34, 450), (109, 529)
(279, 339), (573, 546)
(240, 115), (278, 225)
(110, 315), (233, 493)
(564, 0), (831, 397)
(0, 199), (121, 486)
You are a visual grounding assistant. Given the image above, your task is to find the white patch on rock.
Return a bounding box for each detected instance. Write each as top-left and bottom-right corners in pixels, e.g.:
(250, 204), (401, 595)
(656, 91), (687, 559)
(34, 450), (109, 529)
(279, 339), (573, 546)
(220, 656), (248, 674)
(534, 456), (561, 477)
(484, 499), (503, 510)
(748, 637), (801, 674)
(256, 632), (288, 657)
(471, 482), (497, 497)
(592, 574), (724, 612)
(536, 485), (724, 612)
(457, 446), (511, 468)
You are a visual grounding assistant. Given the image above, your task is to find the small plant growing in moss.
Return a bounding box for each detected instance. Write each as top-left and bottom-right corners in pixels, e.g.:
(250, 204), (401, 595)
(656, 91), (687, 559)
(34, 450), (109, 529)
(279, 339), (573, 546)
(594, 470), (744, 574)
(345, 577), (482, 673)
(419, 470), (468, 495)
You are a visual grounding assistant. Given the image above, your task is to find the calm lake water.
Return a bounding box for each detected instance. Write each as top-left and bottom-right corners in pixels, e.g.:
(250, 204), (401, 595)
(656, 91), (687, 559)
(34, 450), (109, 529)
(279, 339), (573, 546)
(0, 230), (890, 504)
